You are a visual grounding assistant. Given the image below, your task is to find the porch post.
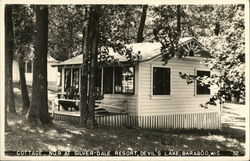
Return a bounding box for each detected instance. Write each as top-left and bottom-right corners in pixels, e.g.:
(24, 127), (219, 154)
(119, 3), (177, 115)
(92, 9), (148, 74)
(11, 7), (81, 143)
(61, 67), (65, 93)
(79, 67), (81, 95)
(112, 67), (115, 94)
(101, 67), (104, 95)
(70, 67), (73, 87)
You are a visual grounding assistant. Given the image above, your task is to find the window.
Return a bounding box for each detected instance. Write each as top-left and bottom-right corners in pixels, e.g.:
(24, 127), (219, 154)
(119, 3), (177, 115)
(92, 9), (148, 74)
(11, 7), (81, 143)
(64, 68), (71, 91)
(196, 70), (210, 95)
(72, 68), (79, 91)
(114, 67), (134, 94)
(153, 67), (171, 95)
(25, 61), (32, 73)
(103, 66), (135, 94)
(103, 67), (113, 94)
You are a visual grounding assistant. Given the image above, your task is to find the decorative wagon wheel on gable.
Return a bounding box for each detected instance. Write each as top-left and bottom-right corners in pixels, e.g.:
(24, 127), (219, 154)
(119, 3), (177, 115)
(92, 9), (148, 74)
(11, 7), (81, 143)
(179, 40), (205, 57)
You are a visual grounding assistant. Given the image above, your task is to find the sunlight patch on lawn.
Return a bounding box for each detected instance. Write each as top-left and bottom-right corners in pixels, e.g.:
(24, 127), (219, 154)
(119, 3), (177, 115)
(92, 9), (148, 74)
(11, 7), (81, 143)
(201, 135), (227, 142)
(61, 133), (73, 138)
(109, 135), (118, 139)
(22, 126), (36, 133)
(186, 137), (195, 141)
(67, 130), (81, 135)
(201, 135), (243, 149)
(38, 129), (44, 133)
(46, 129), (58, 137)
(16, 119), (23, 124)
(225, 140), (245, 149)
(43, 143), (71, 151)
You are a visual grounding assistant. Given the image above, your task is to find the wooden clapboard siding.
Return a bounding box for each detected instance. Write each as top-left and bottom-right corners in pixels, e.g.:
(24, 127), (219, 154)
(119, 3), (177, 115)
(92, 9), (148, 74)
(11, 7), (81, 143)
(102, 94), (137, 115)
(138, 57), (220, 116)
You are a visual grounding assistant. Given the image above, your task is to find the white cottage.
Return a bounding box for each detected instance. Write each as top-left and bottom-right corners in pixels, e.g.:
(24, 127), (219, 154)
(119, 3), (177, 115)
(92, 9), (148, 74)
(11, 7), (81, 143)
(13, 56), (60, 90)
(53, 37), (221, 129)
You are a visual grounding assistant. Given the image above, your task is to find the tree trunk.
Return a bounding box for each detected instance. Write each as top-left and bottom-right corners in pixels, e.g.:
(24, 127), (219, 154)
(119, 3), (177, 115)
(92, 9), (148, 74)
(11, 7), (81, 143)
(18, 50), (30, 114)
(27, 5), (51, 125)
(80, 7), (90, 126)
(137, 5), (148, 43)
(5, 5), (17, 115)
(5, 92), (9, 131)
(87, 5), (99, 127)
(177, 5), (181, 35)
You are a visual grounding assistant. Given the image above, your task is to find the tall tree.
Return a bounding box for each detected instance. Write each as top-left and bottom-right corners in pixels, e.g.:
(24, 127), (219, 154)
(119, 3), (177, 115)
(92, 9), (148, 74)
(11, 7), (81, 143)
(80, 6), (89, 126)
(5, 93), (8, 131)
(18, 51), (30, 113)
(80, 5), (100, 127)
(27, 5), (51, 124)
(5, 5), (17, 115)
(137, 5), (148, 43)
(87, 5), (100, 127)
(12, 5), (34, 114)
(177, 5), (181, 34)
(79, 5), (141, 127)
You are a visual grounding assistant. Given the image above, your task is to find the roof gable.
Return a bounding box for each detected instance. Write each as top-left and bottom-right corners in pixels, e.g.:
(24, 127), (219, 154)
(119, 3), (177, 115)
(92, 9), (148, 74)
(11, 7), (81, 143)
(178, 37), (209, 57)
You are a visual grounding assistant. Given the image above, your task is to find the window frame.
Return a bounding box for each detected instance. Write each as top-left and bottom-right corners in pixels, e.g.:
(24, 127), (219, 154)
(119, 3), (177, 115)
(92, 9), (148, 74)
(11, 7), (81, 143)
(195, 69), (211, 96)
(151, 65), (172, 99)
(114, 66), (135, 95)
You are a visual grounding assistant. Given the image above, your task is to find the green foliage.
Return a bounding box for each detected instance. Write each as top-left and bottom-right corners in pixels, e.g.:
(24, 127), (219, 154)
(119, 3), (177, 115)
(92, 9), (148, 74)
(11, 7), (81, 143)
(201, 5), (245, 105)
(180, 5), (245, 106)
(12, 5), (35, 60)
(94, 5), (144, 65)
(152, 5), (181, 63)
(48, 5), (86, 61)
(12, 4), (245, 107)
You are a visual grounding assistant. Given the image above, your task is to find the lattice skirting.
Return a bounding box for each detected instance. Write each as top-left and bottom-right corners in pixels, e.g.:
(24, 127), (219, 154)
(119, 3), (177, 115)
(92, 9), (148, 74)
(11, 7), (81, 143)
(51, 112), (220, 129)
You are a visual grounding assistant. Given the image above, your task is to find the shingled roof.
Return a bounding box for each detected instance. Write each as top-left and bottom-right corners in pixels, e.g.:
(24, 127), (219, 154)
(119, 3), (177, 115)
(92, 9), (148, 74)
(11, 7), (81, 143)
(55, 37), (209, 66)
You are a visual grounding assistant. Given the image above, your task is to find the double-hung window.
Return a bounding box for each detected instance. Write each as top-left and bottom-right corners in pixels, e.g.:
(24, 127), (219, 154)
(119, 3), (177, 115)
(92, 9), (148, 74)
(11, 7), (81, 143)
(153, 67), (171, 95)
(196, 70), (210, 95)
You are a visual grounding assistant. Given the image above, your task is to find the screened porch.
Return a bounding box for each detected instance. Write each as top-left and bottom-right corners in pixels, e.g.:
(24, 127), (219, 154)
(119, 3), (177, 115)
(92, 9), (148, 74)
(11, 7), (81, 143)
(52, 65), (136, 115)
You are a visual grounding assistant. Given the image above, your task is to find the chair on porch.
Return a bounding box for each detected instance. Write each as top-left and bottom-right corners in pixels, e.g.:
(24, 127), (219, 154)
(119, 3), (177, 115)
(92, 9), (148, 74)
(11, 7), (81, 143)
(58, 86), (80, 111)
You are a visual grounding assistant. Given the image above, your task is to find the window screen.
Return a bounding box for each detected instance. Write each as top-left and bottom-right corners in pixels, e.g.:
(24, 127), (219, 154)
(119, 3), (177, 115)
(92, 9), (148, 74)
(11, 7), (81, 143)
(72, 68), (79, 91)
(114, 67), (134, 94)
(64, 68), (71, 91)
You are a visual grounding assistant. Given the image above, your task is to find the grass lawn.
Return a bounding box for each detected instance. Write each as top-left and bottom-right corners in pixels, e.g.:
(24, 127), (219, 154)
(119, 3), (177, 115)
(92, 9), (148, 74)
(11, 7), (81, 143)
(4, 84), (246, 156)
